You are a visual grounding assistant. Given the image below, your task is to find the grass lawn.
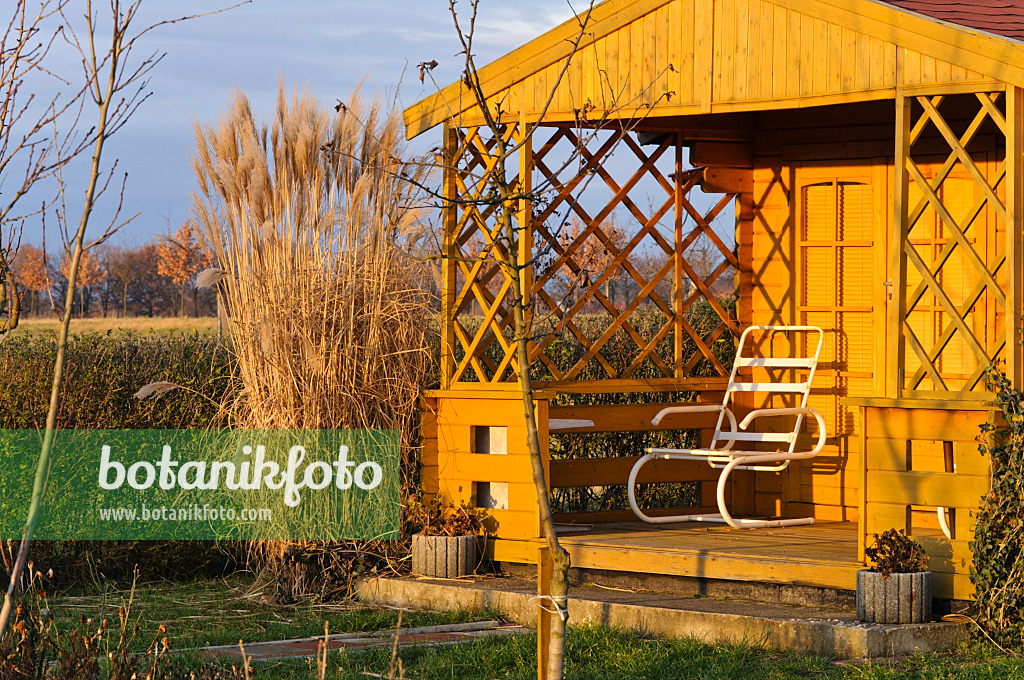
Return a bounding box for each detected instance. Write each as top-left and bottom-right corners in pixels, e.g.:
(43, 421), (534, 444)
(12, 316), (219, 336)
(46, 576), (479, 652)
(35, 576), (1024, 679)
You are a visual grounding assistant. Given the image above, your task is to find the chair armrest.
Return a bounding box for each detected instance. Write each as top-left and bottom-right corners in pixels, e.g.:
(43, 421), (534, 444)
(651, 404), (723, 426)
(737, 407), (827, 458)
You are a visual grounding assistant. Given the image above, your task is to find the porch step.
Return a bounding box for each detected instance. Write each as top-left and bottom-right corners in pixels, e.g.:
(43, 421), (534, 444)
(491, 520), (866, 594)
(355, 575), (968, 660)
(498, 562), (856, 609)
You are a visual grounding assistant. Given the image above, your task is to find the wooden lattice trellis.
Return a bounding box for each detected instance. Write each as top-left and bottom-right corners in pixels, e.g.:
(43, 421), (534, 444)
(891, 87), (1024, 396)
(439, 122), (740, 392)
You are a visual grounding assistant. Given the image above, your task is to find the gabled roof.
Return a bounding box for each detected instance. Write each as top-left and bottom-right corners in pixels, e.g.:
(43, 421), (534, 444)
(404, 0), (1024, 139)
(880, 0), (1024, 42)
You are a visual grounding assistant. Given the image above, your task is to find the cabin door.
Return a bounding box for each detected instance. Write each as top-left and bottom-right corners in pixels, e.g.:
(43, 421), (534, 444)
(789, 170), (887, 519)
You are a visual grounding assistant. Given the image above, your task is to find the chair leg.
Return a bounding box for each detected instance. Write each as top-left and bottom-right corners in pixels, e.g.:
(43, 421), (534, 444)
(628, 453), (707, 524)
(629, 453), (817, 528)
(717, 458), (815, 528)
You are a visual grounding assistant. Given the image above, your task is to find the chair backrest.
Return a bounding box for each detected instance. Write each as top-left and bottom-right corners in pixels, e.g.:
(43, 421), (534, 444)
(709, 326), (824, 454)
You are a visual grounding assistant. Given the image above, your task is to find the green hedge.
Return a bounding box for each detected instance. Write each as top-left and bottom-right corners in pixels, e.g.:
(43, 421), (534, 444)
(0, 332), (234, 429)
(0, 333), (238, 586)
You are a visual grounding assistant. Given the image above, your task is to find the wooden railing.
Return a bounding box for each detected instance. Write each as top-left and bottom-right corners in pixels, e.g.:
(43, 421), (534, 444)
(849, 397), (999, 600)
(420, 391), (724, 542)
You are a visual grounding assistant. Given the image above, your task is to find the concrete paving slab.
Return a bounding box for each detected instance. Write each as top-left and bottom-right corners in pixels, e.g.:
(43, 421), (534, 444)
(193, 620), (529, 661)
(354, 575), (969, 659)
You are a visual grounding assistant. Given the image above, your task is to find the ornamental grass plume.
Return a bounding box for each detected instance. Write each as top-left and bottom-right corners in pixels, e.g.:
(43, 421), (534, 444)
(190, 81), (435, 599)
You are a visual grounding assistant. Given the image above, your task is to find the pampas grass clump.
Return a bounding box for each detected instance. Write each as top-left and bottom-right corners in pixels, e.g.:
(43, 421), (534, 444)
(191, 81), (434, 600)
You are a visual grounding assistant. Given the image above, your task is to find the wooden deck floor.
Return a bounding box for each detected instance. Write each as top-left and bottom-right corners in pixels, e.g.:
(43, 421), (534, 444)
(493, 521), (864, 592)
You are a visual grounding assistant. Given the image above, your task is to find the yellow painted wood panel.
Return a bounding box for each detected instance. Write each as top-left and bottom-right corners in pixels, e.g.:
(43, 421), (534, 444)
(481, 508), (539, 540)
(862, 407), (994, 441)
(758, 0), (774, 99)
(550, 456), (719, 487)
(491, 538), (540, 564)
(438, 479), (539, 512)
(439, 397), (531, 425)
(405, 0), (1022, 137)
(552, 506), (719, 524)
(787, 9), (803, 98)
(795, 483), (858, 506)
(668, 1), (683, 102)
(862, 438), (990, 476)
(771, 4), (787, 100)
(864, 500), (907, 534)
(439, 453), (536, 485)
(604, 23), (619, 109)
(564, 543), (859, 589)
(710, 0), (918, 106)
(953, 441), (992, 477)
(548, 402), (722, 432)
(934, 571), (976, 601)
(786, 501), (858, 522)
(737, 0), (751, 100)
(866, 470), (989, 508)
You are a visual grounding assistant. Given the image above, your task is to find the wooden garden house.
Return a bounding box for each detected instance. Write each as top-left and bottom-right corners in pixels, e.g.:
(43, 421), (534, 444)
(405, 0), (1024, 601)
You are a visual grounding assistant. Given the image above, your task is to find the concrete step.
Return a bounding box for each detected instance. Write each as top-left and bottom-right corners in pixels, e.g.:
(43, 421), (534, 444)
(195, 620), (529, 661)
(355, 575), (968, 659)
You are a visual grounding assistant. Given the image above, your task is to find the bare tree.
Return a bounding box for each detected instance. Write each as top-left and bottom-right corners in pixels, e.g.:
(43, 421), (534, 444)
(105, 243), (141, 316)
(0, 0), (95, 334)
(0, 0), (244, 639)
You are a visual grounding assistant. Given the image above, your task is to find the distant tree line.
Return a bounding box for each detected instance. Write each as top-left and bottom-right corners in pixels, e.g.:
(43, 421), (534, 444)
(10, 221), (217, 318)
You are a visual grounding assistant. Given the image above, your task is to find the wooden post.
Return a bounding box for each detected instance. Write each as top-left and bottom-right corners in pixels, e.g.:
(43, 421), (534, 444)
(857, 405), (869, 563)
(888, 93), (911, 398)
(1006, 85), (1024, 392)
(518, 114), (534, 380)
(441, 122), (459, 389)
(537, 546), (553, 680)
(674, 135), (684, 377)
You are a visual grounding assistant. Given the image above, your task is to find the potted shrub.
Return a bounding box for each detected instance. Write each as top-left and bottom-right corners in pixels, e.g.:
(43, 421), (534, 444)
(857, 528), (932, 623)
(407, 493), (483, 578)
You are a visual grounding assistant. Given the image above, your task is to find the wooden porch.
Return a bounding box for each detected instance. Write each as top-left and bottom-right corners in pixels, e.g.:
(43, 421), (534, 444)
(405, 0), (1024, 611)
(493, 520), (862, 591)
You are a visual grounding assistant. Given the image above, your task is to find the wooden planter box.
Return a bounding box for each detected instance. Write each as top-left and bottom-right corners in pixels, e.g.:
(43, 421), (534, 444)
(856, 570), (932, 623)
(411, 534), (477, 578)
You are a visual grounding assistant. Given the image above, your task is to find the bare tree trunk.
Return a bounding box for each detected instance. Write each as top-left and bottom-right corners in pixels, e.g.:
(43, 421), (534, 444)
(0, 0), (235, 634)
(497, 180), (570, 678)
(0, 84), (111, 636)
(514, 302), (570, 677)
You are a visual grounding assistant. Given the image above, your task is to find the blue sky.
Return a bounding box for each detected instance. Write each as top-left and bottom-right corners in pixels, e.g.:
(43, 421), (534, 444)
(20, 0), (576, 246)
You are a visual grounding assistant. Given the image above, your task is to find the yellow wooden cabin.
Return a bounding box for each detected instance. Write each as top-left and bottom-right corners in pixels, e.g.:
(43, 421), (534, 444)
(405, 0), (1024, 602)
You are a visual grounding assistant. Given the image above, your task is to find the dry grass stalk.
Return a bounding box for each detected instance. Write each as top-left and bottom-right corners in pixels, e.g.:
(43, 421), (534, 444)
(190, 81), (435, 594)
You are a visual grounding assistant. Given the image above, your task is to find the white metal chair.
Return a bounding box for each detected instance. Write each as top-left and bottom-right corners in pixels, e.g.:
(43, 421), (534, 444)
(627, 325), (827, 529)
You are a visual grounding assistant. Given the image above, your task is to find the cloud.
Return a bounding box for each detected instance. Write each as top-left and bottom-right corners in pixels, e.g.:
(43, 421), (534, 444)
(19, 0), (574, 245)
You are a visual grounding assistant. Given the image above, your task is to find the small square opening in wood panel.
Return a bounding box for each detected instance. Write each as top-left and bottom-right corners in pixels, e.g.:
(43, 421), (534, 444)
(475, 481), (509, 510)
(910, 505), (956, 540)
(473, 425), (507, 454)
